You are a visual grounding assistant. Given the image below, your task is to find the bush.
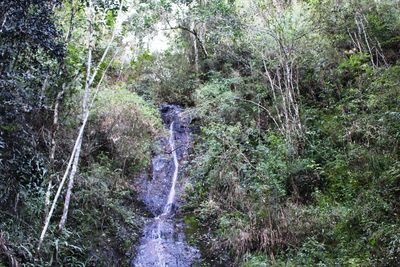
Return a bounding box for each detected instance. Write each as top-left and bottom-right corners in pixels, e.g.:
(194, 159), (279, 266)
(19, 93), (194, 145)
(91, 85), (162, 174)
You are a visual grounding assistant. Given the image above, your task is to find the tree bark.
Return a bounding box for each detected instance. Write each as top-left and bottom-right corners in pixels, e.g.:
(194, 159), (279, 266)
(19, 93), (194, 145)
(166, 22), (208, 58)
(58, 0), (123, 231)
(45, 0), (76, 216)
(57, 0), (94, 231)
(38, 107), (90, 250)
(190, 21), (199, 72)
(38, 0), (94, 249)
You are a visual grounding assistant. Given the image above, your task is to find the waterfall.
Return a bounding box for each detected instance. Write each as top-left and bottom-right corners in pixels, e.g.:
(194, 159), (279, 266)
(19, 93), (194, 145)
(163, 122), (179, 215)
(132, 105), (200, 267)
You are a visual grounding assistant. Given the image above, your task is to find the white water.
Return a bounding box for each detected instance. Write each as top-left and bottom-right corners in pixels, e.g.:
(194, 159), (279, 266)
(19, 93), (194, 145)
(154, 216), (165, 266)
(148, 122), (179, 266)
(133, 106), (200, 267)
(163, 122), (179, 215)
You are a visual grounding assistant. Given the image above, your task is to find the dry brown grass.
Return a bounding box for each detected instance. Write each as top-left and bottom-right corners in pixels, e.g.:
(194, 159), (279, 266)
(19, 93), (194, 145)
(208, 176), (308, 264)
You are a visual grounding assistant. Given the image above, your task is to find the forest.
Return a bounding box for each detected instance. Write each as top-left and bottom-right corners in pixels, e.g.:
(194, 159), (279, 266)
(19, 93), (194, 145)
(0, 0), (399, 266)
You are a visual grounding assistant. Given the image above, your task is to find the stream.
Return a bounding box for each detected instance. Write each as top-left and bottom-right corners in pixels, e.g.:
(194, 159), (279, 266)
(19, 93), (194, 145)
(132, 104), (200, 267)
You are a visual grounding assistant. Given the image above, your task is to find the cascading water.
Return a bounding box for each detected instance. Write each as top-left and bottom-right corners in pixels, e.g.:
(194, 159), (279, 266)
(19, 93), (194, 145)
(132, 105), (200, 267)
(164, 121), (179, 215)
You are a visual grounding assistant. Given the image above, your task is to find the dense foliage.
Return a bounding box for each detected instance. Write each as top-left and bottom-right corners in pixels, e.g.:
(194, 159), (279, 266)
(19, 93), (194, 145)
(1, 0), (399, 266)
(175, 0), (400, 265)
(0, 0), (161, 265)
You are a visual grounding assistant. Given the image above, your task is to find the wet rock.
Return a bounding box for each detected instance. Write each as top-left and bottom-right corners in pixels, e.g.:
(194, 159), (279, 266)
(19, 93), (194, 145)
(132, 105), (200, 267)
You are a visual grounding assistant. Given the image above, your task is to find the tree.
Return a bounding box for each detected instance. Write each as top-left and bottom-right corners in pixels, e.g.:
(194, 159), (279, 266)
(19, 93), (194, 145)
(38, 0), (125, 248)
(0, 0), (63, 211)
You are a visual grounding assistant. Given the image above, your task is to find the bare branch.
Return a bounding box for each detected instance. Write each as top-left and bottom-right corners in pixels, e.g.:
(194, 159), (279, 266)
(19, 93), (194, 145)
(165, 19), (208, 58)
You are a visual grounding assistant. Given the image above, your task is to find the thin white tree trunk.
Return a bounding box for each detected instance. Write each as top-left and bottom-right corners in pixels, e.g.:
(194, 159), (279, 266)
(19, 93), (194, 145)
(39, 0), (124, 247)
(58, 0), (123, 231)
(190, 21), (199, 72)
(58, 134), (83, 229)
(355, 13), (375, 67)
(57, 0), (94, 230)
(38, 0), (94, 249)
(58, 47), (119, 230)
(45, 84), (66, 215)
(38, 108), (90, 250)
(44, 0), (76, 216)
(0, 13), (7, 33)
(88, 0), (122, 86)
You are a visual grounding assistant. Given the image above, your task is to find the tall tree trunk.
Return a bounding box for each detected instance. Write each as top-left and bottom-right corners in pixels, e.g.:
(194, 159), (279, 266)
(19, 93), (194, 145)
(38, 107), (90, 250)
(39, 0), (123, 248)
(190, 21), (199, 72)
(45, 0), (76, 216)
(58, 0), (123, 231)
(38, 0), (94, 249)
(58, 133), (83, 229)
(57, 0), (94, 230)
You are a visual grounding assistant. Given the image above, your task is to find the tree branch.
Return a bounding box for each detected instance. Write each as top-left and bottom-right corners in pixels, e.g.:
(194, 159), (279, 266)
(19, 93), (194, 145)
(165, 19), (208, 58)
